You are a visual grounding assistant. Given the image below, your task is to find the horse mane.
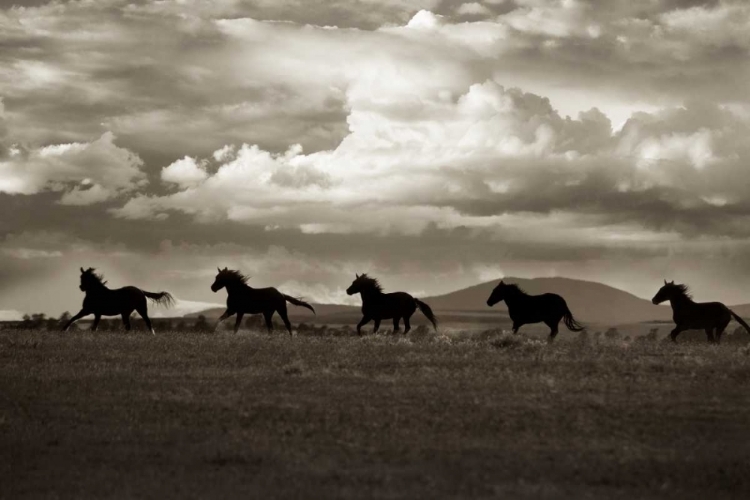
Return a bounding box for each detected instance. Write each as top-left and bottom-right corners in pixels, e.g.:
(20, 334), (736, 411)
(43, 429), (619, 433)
(83, 267), (107, 286)
(503, 283), (526, 296)
(222, 269), (250, 285)
(671, 283), (692, 300)
(356, 274), (383, 293)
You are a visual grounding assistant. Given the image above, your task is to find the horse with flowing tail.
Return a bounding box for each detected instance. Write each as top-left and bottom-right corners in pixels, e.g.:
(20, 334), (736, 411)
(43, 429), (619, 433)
(211, 268), (315, 335)
(62, 267), (174, 334)
(486, 281), (584, 341)
(346, 274), (438, 335)
(651, 280), (750, 343)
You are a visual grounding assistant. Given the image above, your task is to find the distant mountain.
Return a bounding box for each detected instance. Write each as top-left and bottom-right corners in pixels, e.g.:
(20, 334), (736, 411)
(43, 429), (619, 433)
(421, 277), (673, 325)
(186, 277), (750, 327)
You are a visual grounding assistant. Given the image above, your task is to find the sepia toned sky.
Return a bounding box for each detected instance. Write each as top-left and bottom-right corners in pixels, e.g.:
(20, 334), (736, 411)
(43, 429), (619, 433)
(1, 0), (750, 316)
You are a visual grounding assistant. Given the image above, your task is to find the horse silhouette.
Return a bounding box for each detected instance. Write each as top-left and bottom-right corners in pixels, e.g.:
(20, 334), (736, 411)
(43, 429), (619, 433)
(211, 268), (315, 335)
(651, 280), (750, 343)
(486, 281), (584, 341)
(62, 267), (174, 334)
(346, 274), (437, 335)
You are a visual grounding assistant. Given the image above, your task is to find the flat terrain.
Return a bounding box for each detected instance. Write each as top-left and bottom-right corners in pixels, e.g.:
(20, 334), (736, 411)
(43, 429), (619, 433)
(1, 330), (750, 499)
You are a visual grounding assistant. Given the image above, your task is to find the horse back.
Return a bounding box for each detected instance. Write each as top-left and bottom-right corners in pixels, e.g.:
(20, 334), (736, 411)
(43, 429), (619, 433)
(674, 301), (730, 324)
(228, 286), (284, 313)
(507, 292), (567, 322)
(83, 286), (146, 315)
(363, 291), (415, 319)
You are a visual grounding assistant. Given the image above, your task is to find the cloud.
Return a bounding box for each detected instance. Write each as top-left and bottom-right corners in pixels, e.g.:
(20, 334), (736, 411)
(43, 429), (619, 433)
(456, 3), (493, 17)
(161, 156), (209, 188)
(111, 78), (750, 242)
(0, 132), (145, 204)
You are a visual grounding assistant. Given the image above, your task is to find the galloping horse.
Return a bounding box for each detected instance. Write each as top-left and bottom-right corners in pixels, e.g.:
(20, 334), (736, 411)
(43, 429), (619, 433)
(651, 280), (750, 343)
(62, 267), (174, 334)
(211, 268), (315, 335)
(346, 274), (438, 335)
(486, 281), (584, 341)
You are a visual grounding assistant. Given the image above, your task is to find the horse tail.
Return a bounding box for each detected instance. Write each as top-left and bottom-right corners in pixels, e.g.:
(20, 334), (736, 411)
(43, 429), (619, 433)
(563, 307), (585, 332)
(284, 295), (315, 315)
(729, 310), (750, 335)
(142, 290), (175, 308)
(415, 299), (438, 331)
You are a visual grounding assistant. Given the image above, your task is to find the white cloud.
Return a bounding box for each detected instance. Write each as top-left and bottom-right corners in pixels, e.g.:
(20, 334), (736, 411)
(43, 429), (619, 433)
(161, 156), (209, 188)
(0, 132), (145, 204)
(456, 3), (492, 16)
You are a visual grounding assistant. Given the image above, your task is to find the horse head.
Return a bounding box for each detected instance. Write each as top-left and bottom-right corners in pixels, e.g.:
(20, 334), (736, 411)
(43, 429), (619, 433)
(211, 267), (229, 292)
(79, 267), (105, 292)
(652, 280), (678, 304)
(486, 280), (507, 306)
(346, 274), (362, 295)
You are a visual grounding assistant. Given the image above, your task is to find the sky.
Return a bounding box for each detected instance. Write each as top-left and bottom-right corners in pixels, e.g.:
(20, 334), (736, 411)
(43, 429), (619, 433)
(1, 0), (750, 317)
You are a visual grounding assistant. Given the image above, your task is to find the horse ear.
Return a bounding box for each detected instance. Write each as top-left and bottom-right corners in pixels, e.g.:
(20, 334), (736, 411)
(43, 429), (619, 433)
(664, 279), (667, 285)
(217, 267), (221, 272)
(80, 267), (84, 273)
(223, 267), (228, 271)
(356, 273), (359, 278)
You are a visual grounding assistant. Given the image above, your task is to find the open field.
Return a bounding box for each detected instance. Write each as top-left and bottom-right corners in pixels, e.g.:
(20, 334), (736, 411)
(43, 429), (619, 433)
(2, 330), (750, 499)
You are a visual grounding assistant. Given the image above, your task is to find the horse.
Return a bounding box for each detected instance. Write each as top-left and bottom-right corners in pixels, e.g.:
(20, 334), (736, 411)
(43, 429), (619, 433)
(651, 280), (750, 343)
(62, 267), (174, 334)
(345, 274), (438, 335)
(211, 268), (315, 335)
(486, 280), (584, 341)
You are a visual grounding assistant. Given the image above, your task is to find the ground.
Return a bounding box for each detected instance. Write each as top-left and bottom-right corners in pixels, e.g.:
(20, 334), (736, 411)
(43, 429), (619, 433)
(1, 329), (750, 499)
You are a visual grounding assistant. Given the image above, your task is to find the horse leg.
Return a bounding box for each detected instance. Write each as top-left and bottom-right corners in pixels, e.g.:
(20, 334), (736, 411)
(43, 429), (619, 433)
(403, 315), (412, 334)
(136, 305), (155, 335)
(356, 316), (371, 336)
(704, 328), (715, 344)
(121, 313), (131, 332)
(512, 321), (521, 334)
(214, 309), (235, 332)
(278, 307), (293, 337)
(669, 326), (685, 343)
(546, 320), (559, 342)
(393, 317), (401, 334)
(62, 309), (89, 331)
(263, 311), (274, 334)
(373, 319), (381, 334)
(91, 314), (101, 332)
(234, 313), (244, 334)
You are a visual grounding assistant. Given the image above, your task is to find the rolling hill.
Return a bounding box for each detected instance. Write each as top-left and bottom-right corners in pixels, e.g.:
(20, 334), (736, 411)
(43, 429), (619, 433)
(421, 277), (674, 325)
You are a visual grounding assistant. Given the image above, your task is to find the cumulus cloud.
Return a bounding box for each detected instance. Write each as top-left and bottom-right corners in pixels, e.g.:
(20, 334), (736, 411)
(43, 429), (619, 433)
(111, 78), (750, 242)
(161, 156), (209, 188)
(0, 132), (145, 204)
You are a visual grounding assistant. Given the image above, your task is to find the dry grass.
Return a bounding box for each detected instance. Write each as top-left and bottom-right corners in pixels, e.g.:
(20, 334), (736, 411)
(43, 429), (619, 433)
(1, 329), (750, 499)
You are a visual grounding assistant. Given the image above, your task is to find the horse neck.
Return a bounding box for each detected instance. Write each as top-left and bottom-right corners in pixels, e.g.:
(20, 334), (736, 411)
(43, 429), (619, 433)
(85, 282), (109, 296)
(503, 290), (527, 307)
(360, 287), (382, 302)
(226, 281), (252, 294)
(669, 295), (694, 310)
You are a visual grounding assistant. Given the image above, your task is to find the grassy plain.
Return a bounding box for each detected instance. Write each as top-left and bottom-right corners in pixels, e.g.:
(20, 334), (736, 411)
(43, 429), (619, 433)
(1, 329), (750, 499)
